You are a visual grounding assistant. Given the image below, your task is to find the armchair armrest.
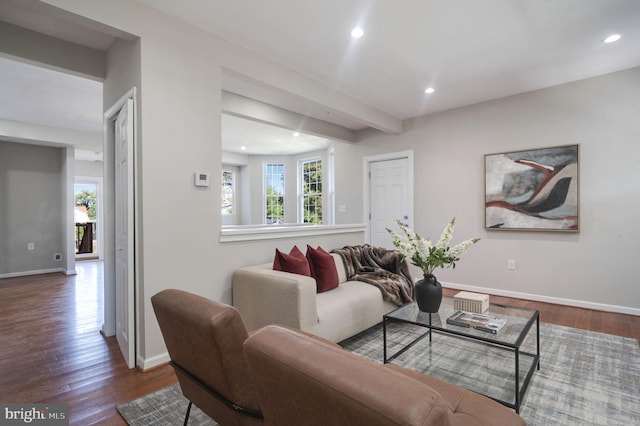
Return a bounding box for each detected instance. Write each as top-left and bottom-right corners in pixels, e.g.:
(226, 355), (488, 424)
(232, 264), (318, 332)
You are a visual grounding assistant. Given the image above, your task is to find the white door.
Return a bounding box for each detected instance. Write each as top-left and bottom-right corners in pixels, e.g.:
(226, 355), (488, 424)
(369, 157), (410, 248)
(115, 99), (135, 369)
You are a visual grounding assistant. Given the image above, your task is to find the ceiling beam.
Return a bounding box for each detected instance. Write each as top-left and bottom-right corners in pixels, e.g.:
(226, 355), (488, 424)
(0, 20), (106, 80)
(222, 91), (357, 143)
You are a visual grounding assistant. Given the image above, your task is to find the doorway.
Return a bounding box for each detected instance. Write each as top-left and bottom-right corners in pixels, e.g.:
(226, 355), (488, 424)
(74, 178), (103, 260)
(102, 90), (137, 370)
(364, 151), (414, 248)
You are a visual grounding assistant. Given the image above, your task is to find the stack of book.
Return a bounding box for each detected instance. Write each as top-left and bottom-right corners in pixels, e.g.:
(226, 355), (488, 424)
(446, 310), (507, 334)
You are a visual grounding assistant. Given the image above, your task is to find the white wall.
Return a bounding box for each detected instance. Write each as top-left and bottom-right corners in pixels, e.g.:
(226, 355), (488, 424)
(75, 159), (102, 177)
(102, 36), (141, 339)
(356, 67), (640, 313)
(61, 147), (75, 274)
(333, 136), (390, 224)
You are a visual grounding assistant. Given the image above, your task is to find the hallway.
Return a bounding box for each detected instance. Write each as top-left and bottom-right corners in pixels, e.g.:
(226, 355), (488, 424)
(0, 261), (176, 425)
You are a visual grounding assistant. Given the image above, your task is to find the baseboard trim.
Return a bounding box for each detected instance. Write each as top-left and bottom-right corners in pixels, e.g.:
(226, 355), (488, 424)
(139, 352), (171, 371)
(0, 268), (64, 279)
(442, 281), (640, 316)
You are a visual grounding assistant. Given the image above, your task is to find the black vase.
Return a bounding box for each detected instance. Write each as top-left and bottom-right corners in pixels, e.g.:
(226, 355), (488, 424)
(414, 274), (442, 313)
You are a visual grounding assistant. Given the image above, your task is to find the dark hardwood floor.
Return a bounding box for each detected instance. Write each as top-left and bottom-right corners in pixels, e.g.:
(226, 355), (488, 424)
(0, 261), (176, 425)
(0, 261), (637, 425)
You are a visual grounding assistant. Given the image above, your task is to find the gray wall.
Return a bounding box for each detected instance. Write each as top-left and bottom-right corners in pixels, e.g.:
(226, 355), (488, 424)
(355, 67), (640, 312)
(0, 141), (64, 275)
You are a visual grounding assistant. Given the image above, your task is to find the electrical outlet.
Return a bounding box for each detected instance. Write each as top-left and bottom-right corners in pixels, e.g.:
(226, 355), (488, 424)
(28, 242), (35, 251)
(54, 253), (62, 261)
(508, 259), (516, 270)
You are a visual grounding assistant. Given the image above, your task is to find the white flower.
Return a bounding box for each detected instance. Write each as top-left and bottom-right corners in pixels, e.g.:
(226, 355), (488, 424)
(449, 238), (481, 258)
(387, 218), (480, 276)
(436, 218), (455, 250)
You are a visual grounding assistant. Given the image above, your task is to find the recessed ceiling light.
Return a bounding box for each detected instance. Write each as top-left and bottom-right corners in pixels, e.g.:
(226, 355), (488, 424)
(293, 132), (300, 137)
(240, 146), (247, 151)
(424, 87), (435, 94)
(603, 34), (621, 43)
(351, 27), (364, 39)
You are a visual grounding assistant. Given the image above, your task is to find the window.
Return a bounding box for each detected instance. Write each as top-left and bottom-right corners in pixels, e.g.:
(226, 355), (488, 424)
(301, 159), (322, 224)
(265, 163), (285, 224)
(74, 182), (98, 256)
(221, 170), (234, 215)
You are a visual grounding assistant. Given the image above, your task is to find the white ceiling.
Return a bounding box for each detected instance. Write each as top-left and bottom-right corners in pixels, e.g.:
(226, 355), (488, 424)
(136, 0), (640, 122)
(222, 114), (331, 155)
(0, 56), (103, 133)
(1, 0), (640, 153)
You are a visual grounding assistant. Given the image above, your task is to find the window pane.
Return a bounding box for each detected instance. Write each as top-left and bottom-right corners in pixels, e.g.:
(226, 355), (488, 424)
(301, 159), (322, 224)
(221, 170), (233, 215)
(265, 163), (285, 223)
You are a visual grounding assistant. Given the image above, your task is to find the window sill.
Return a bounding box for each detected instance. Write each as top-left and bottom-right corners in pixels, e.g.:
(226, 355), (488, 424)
(220, 223), (366, 242)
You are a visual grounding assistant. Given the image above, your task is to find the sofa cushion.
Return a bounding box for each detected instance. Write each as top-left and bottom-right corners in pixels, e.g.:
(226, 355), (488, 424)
(273, 246), (311, 276)
(313, 281), (397, 343)
(306, 245), (339, 293)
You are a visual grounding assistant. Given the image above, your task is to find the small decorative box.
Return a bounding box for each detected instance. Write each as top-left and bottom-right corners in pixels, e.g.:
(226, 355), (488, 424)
(453, 291), (489, 313)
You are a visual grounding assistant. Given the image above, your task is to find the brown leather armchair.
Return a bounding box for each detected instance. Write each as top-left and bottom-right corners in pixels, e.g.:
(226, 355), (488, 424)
(244, 325), (526, 426)
(151, 289), (263, 426)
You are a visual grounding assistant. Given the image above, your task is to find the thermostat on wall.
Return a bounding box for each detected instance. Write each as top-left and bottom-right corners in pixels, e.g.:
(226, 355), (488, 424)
(194, 172), (210, 187)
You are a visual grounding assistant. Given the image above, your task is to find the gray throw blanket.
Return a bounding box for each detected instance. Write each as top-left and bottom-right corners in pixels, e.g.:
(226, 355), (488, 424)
(331, 245), (414, 306)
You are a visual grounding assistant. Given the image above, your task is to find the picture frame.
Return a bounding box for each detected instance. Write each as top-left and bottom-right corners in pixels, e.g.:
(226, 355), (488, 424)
(485, 144), (579, 232)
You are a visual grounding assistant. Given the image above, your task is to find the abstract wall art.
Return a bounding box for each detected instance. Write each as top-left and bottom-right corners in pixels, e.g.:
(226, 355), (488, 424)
(485, 144), (579, 231)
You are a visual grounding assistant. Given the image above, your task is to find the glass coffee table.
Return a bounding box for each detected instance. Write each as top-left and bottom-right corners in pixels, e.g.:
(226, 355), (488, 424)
(383, 296), (539, 413)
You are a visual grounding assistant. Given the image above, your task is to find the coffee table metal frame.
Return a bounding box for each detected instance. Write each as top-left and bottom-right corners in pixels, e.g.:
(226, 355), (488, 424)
(383, 297), (540, 413)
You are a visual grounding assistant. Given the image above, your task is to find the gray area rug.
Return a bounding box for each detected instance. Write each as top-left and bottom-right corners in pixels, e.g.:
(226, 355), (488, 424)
(118, 322), (640, 425)
(118, 384), (215, 425)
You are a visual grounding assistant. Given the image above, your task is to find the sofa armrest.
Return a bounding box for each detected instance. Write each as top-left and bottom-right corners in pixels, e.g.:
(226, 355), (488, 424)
(232, 264), (318, 332)
(384, 364), (526, 426)
(244, 325), (452, 426)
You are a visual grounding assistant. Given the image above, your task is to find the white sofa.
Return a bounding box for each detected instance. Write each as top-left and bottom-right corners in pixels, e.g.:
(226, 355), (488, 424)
(232, 253), (398, 343)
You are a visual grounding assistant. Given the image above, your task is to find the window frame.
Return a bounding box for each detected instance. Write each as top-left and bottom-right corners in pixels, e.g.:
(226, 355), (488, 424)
(221, 168), (235, 217)
(264, 162), (285, 224)
(298, 157), (323, 224)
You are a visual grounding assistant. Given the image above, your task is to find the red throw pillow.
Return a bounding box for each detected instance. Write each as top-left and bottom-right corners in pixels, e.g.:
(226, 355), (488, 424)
(273, 246), (311, 276)
(306, 245), (339, 293)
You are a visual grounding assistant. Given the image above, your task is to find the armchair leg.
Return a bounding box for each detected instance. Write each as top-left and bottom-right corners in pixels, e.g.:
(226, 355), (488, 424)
(183, 401), (192, 426)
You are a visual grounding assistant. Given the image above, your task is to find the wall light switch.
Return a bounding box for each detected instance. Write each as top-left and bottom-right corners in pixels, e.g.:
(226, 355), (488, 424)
(194, 172), (210, 187)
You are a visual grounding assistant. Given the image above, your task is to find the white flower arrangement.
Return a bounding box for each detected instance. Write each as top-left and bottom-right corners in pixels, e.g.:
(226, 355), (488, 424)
(387, 218), (480, 276)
